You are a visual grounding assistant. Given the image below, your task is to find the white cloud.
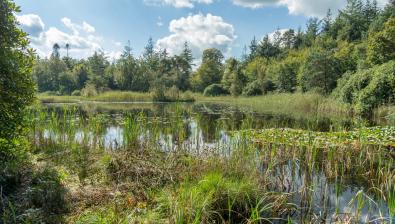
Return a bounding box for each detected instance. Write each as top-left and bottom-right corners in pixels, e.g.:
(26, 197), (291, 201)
(283, 0), (345, 17)
(267, 28), (289, 42)
(156, 13), (237, 61)
(16, 14), (45, 37)
(61, 17), (95, 35)
(144, 0), (214, 8)
(231, 0), (389, 17)
(17, 14), (121, 59)
(82, 21), (95, 33)
(232, 0), (278, 9)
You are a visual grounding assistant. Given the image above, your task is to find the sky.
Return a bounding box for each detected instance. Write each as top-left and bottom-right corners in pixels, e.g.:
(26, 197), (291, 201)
(15, 0), (389, 61)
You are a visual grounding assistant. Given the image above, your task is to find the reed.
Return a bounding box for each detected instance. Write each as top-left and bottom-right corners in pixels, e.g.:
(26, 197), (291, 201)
(20, 105), (395, 223)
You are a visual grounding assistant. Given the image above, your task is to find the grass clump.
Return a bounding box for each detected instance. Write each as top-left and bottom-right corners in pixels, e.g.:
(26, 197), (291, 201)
(156, 172), (288, 223)
(91, 91), (153, 102)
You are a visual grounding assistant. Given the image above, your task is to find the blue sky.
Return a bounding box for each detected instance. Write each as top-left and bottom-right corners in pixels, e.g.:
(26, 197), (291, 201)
(14, 0), (389, 61)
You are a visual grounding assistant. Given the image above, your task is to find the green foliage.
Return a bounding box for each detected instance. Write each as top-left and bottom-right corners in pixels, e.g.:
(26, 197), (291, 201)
(222, 58), (244, 96)
(243, 57), (268, 83)
(367, 18), (395, 65)
(242, 80), (263, 96)
(257, 35), (281, 58)
(59, 71), (77, 95)
(299, 50), (341, 94)
(334, 60), (395, 115)
(0, 0), (35, 182)
(81, 83), (98, 97)
(72, 63), (91, 89)
(22, 0), (395, 116)
(191, 48), (224, 92)
(270, 57), (299, 93)
(261, 79), (276, 94)
(156, 173), (270, 223)
(25, 168), (68, 219)
(203, 84), (229, 96)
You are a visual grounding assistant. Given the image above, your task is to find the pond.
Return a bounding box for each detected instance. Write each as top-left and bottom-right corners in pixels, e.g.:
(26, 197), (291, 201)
(30, 102), (395, 223)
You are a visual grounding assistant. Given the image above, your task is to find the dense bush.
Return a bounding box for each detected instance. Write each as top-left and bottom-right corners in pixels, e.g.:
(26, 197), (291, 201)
(1, 0), (35, 217)
(203, 84), (229, 96)
(334, 60), (395, 115)
(367, 18), (395, 65)
(242, 80), (262, 96)
(261, 79), (276, 94)
(81, 83), (98, 97)
(151, 85), (167, 102)
(21, 168), (68, 222)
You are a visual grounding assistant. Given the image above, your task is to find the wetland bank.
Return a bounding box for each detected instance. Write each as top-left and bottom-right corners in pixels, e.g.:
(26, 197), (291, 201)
(17, 101), (394, 223)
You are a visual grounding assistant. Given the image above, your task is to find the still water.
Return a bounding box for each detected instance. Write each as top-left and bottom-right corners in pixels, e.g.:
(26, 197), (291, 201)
(35, 102), (394, 223)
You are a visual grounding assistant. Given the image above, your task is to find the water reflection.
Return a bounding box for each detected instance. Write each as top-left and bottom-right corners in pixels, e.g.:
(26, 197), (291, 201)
(35, 102), (393, 223)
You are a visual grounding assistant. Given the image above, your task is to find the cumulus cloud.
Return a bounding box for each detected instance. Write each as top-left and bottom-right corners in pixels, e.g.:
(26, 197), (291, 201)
(144, 0), (214, 8)
(232, 0), (389, 17)
(16, 14), (45, 37)
(61, 17), (96, 35)
(17, 14), (120, 59)
(156, 13), (236, 61)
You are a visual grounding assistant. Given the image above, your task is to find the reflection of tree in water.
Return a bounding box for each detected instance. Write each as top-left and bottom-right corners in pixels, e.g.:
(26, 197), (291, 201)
(194, 112), (221, 143)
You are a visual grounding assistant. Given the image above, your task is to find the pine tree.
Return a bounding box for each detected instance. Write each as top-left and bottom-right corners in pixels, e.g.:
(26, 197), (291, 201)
(248, 36), (258, 60)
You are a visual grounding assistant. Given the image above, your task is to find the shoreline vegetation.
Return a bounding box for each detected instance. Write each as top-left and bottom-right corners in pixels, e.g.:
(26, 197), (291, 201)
(37, 91), (395, 120)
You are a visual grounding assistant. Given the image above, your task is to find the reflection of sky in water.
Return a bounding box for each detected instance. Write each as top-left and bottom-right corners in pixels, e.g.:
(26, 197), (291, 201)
(38, 103), (394, 223)
(268, 161), (393, 223)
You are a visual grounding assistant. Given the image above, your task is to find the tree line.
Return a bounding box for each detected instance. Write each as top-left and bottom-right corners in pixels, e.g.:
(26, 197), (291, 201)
(33, 0), (395, 113)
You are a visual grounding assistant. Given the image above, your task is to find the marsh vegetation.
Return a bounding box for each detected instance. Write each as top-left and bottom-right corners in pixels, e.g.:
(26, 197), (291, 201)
(2, 102), (393, 223)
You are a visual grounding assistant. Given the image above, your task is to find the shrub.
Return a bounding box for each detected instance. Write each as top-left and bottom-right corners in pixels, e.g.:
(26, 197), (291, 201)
(261, 79), (276, 94)
(26, 168), (68, 215)
(181, 90), (195, 102)
(81, 84), (98, 97)
(334, 60), (395, 116)
(242, 80), (262, 96)
(165, 85), (180, 101)
(71, 90), (81, 96)
(203, 84), (229, 97)
(151, 86), (167, 102)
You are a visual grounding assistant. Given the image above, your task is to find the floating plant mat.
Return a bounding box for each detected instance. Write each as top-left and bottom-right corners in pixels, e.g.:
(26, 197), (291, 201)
(240, 126), (395, 149)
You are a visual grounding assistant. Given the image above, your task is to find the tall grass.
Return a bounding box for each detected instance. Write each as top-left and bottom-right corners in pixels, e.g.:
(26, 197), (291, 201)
(196, 92), (352, 118)
(38, 90), (195, 103)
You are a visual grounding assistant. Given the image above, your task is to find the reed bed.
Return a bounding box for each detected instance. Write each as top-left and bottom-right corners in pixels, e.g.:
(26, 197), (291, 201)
(196, 92), (352, 119)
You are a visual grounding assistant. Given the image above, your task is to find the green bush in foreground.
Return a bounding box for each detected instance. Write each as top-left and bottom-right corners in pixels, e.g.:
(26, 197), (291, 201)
(0, 0), (35, 168)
